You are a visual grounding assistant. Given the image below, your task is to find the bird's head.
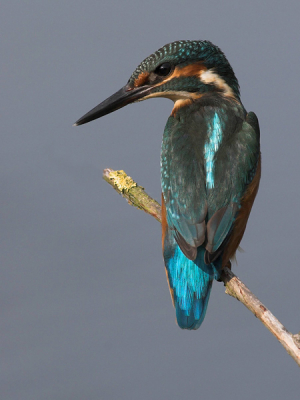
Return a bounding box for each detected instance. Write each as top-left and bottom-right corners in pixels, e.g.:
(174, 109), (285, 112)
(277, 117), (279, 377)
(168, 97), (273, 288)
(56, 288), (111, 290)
(75, 40), (240, 126)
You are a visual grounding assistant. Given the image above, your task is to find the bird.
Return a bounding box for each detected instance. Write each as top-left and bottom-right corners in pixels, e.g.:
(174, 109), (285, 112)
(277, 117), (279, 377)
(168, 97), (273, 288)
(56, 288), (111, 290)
(75, 40), (261, 330)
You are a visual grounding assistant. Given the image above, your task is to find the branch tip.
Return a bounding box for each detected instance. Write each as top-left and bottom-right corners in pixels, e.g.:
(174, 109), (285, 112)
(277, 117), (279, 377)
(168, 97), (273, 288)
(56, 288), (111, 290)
(102, 167), (300, 367)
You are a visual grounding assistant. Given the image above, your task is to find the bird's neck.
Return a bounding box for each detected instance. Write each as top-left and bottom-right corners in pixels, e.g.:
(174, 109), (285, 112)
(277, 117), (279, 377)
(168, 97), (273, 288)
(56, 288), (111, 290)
(172, 93), (245, 122)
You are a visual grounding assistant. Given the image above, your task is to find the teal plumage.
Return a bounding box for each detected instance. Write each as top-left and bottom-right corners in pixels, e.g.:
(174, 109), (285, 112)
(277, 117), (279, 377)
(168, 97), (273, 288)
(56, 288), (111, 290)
(75, 40), (261, 330)
(164, 244), (214, 330)
(161, 95), (259, 328)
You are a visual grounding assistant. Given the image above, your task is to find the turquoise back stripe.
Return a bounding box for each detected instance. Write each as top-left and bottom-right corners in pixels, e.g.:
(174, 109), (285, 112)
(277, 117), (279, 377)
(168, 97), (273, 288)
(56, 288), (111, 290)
(204, 112), (222, 189)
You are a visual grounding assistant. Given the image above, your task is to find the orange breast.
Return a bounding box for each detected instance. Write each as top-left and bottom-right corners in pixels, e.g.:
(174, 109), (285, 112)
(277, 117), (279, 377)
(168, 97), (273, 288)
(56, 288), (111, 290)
(222, 154), (261, 266)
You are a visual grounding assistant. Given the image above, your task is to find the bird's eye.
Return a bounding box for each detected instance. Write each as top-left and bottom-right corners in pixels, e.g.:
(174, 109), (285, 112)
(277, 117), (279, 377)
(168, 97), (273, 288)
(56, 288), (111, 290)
(154, 63), (172, 76)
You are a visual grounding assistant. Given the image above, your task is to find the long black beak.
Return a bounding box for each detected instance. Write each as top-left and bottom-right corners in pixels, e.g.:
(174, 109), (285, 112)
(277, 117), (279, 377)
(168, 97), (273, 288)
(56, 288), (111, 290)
(74, 84), (152, 126)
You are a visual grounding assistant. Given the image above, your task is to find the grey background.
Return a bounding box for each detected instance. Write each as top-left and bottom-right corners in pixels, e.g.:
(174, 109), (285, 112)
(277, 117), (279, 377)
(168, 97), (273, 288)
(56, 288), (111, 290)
(2, 1), (300, 399)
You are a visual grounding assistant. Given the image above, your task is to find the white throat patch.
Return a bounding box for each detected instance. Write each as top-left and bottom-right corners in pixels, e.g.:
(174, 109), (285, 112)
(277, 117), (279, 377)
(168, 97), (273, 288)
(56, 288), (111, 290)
(200, 69), (235, 98)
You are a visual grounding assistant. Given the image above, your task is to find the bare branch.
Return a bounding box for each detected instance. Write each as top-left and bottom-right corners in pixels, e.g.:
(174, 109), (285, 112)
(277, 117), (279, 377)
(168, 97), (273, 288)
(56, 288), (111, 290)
(221, 268), (300, 366)
(103, 169), (161, 222)
(103, 168), (300, 367)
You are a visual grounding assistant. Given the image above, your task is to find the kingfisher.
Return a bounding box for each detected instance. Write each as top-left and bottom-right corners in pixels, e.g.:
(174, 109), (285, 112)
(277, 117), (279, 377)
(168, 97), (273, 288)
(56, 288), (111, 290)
(75, 41), (260, 330)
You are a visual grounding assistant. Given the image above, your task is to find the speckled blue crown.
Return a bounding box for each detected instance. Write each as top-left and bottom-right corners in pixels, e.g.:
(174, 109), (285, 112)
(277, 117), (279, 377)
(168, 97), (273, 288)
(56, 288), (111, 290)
(128, 40), (240, 96)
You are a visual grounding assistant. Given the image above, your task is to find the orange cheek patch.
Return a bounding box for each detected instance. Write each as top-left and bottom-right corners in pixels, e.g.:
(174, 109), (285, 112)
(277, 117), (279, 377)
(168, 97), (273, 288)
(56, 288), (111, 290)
(174, 62), (207, 78)
(134, 72), (150, 87)
(153, 62), (207, 89)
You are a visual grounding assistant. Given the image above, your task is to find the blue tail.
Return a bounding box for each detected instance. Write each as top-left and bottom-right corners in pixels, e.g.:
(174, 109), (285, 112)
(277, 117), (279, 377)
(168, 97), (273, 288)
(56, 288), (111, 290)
(164, 242), (220, 330)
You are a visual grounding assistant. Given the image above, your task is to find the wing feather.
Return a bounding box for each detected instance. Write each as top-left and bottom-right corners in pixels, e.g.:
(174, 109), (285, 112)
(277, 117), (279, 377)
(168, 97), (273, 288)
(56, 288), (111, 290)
(161, 105), (260, 262)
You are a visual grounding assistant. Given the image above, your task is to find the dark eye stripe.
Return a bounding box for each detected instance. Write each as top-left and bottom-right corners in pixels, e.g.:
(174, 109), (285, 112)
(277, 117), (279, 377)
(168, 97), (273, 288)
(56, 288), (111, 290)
(154, 62), (172, 76)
